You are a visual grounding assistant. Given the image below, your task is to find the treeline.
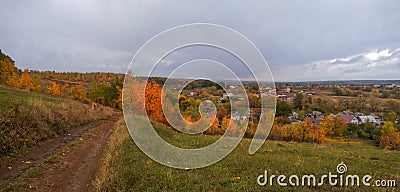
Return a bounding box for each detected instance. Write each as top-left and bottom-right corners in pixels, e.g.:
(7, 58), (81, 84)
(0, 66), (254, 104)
(332, 85), (400, 99)
(0, 49), (123, 109)
(282, 91), (400, 116)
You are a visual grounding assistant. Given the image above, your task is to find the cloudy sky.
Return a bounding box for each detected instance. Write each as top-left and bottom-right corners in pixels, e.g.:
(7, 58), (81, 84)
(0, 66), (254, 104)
(1, 0), (399, 81)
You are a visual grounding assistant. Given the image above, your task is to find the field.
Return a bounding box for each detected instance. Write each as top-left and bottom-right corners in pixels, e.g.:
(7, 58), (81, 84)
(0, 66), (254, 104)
(94, 120), (400, 191)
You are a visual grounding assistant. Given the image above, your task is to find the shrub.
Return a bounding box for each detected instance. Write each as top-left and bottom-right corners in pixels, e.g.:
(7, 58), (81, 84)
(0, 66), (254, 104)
(380, 132), (400, 150)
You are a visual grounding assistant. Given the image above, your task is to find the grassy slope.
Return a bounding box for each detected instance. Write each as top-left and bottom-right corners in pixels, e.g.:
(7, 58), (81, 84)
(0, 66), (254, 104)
(95, 120), (400, 191)
(0, 85), (66, 114)
(0, 85), (114, 164)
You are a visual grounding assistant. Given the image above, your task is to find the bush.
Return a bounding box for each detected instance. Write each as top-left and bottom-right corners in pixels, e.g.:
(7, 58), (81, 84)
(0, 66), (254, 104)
(269, 121), (326, 144)
(380, 132), (400, 150)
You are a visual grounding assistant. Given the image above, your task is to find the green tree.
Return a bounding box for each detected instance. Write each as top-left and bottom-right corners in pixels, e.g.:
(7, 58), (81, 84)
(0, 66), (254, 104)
(332, 86), (343, 96)
(276, 100), (292, 117)
(345, 124), (361, 139)
(293, 93), (304, 110)
(359, 121), (380, 140)
(87, 81), (100, 102)
(381, 90), (390, 98)
(32, 74), (42, 91)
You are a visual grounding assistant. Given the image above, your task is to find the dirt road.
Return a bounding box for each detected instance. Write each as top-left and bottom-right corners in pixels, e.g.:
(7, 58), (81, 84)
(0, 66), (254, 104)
(0, 117), (119, 191)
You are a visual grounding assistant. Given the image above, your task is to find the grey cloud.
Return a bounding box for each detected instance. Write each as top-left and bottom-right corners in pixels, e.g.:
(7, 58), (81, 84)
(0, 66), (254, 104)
(0, 0), (399, 81)
(297, 48), (400, 81)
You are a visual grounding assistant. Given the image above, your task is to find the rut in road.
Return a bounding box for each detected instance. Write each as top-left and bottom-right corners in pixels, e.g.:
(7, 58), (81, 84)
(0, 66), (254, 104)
(0, 117), (120, 192)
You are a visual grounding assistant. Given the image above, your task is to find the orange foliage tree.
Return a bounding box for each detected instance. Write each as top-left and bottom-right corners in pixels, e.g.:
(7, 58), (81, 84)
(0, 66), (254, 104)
(270, 118), (326, 144)
(19, 69), (34, 90)
(0, 50), (19, 86)
(380, 132), (400, 150)
(145, 81), (167, 124)
(204, 116), (221, 135)
(46, 81), (61, 96)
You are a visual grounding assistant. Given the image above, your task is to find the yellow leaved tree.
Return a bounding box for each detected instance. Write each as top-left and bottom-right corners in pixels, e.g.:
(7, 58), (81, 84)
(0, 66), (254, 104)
(19, 69), (34, 90)
(46, 81), (61, 96)
(68, 84), (86, 100)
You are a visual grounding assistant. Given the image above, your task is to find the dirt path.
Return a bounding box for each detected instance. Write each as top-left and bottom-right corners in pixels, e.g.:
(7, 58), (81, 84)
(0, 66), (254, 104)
(0, 116), (120, 191)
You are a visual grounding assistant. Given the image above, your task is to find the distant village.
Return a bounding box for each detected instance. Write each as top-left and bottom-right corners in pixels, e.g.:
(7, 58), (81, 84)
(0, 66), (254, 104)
(274, 82), (400, 128)
(288, 110), (399, 126)
(215, 81), (400, 129)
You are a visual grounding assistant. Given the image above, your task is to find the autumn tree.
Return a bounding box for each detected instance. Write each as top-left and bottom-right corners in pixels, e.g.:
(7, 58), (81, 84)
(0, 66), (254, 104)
(19, 69), (34, 89)
(46, 81), (61, 96)
(311, 124), (326, 144)
(320, 115), (347, 137)
(293, 120), (312, 142)
(220, 117), (230, 132)
(32, 74), (42, 91)
(145, 81), (167, 124)
(370, 89), (380, 111)
(179, 95), (201, 120)
(68, 84), (86, 100)
(380, 132), (400, 150)
(384, 112), (397, 123)
(0, 49), (19, 86)
(204, 117), (221, 135)
(216, 106), (228, 128)
(269, 120), (325, 144)
(381, 121), (397, 135)
(61, 84), (67, 97)
(356, 94), (366, 112)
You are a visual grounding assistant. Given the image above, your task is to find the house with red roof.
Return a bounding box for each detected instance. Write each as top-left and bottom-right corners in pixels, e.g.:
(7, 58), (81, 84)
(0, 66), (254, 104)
(338, 114), (359, 124)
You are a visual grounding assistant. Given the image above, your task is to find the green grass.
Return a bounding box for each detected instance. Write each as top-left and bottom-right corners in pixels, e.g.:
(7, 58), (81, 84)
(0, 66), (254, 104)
(95, 120), (400, 191)
(0, 85), (65, 115)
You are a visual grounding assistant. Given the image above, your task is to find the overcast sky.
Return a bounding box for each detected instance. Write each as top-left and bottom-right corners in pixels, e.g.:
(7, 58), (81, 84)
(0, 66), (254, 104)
(1, 0), (399, 81)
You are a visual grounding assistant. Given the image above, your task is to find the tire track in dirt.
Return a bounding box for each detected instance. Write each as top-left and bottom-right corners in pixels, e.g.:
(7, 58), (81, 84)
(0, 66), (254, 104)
(0, 115), (120, 191)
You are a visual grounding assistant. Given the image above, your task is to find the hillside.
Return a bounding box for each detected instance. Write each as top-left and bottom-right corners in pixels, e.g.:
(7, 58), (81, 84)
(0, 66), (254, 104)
(95, 120), (400, 191)
(0, 85), (65, 114)
(0, 85), (114, 164)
